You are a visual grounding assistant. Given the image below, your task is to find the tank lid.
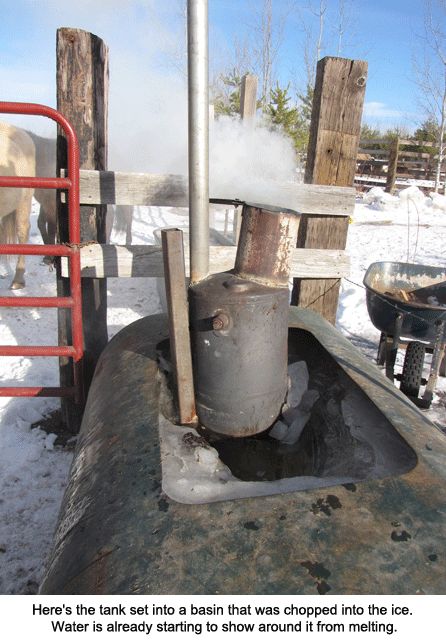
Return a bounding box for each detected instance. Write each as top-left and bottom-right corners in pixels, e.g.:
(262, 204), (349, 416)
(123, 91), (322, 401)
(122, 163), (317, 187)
(243, 202), (301, 217)
(209, 198), (300, 217)
(189, 272), (287, 301)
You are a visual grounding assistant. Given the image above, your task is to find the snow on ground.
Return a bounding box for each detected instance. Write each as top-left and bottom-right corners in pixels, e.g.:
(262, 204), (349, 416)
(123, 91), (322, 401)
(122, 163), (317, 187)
(0, 187), (445, 594)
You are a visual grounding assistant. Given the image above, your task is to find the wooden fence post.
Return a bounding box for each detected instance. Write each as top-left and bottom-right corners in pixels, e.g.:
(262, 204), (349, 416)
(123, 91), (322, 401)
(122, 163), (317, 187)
(232, 74), (259, 241)
(385, 136), (400, 193)
(240, 74), (258, 121)
(292, 56), (367, 324)
(56, 28), (109, 430)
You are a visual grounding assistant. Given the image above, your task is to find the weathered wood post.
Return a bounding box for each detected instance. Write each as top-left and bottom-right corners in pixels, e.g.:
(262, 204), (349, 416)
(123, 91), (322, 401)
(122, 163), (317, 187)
(240, 74), (258, 121)
(385, 136), (400, 193)
(56, 28), (109, 430)
(233, 74), (259, 242)
(292, 56), (367, 324)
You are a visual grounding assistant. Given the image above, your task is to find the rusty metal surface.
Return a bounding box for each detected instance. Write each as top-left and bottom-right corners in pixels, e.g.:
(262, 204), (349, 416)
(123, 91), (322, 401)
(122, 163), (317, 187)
(235, 203), (300, 287)
(41, 310), (446, 595)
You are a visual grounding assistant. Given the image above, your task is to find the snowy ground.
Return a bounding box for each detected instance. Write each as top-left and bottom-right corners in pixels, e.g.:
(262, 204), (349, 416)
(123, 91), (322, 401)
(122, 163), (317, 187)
(0, 186), (445, 594)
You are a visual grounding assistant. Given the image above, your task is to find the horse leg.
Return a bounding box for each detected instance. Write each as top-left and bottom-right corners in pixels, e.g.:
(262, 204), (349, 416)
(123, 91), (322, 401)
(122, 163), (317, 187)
(10, 190), (32, 289)
(39, 205), (57, 264)
(37, 206), (48, 244)
(47, 216), (57, 245)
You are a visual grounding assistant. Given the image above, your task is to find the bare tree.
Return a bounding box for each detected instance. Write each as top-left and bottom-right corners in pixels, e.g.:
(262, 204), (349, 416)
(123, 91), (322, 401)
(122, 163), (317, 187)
(334, 0), (356, 57)
(293, 0), (360, 91)
(415, 0), (446, 192)
(212, 0), (288, 112)
(151, 0), (188, 78)
(296, 0), (327, 89)
(252, 0), (288, 107)
(313, 0), (327, 67)
(258, 0), (275, 104)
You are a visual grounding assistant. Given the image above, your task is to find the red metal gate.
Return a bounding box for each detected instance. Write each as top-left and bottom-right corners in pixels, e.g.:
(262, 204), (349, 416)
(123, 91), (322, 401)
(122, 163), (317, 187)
(0, 102), (84, 403)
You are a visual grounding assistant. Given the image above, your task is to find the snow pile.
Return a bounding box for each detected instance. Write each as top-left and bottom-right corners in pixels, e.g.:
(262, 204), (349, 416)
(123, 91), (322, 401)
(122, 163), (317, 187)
(430, 191), (446, 213)
(362, 186), (399, 209)
(398, 185), (428, 205)
(354, 186), (446, 227)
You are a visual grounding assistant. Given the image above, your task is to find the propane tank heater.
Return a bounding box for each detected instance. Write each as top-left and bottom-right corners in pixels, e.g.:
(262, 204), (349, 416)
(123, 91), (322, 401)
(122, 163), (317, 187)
(162, 0), (301, 438)
(189, 203), (300, 437)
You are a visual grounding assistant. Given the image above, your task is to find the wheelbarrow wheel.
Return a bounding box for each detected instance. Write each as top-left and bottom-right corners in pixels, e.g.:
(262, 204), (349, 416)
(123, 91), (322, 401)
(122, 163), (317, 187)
(400, 341), (426, 398)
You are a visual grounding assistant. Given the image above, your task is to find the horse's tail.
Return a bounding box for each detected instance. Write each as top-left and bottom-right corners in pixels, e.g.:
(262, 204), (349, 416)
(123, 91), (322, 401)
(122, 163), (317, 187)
(0, 211), (17, 260)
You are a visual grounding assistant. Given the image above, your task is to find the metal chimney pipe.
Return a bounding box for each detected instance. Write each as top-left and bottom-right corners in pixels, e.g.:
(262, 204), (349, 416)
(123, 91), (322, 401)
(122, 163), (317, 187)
(187, 0), (209, 283)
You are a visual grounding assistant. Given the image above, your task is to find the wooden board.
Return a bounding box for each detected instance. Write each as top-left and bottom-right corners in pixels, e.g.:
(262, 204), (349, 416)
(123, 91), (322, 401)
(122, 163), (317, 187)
(74, 169), (355, 217)
(161, 230), (196, 424)
(60, 244), (350, 280)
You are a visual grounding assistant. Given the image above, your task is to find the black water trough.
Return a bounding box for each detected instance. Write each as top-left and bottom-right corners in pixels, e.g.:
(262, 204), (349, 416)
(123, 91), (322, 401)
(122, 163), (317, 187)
(40, 308), (446, 594)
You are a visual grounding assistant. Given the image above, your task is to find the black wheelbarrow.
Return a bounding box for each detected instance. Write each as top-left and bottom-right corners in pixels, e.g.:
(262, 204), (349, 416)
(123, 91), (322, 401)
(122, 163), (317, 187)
(364, 261), (446, 408)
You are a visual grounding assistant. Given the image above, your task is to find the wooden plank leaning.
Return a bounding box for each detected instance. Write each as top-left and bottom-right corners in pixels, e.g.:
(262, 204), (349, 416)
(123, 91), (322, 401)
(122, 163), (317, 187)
(161, 229), (196, 425)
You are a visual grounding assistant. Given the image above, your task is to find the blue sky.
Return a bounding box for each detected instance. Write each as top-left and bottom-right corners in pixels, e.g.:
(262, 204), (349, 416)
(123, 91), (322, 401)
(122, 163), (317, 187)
(209, 0), (429, 131)
(0, 0), (437, 143)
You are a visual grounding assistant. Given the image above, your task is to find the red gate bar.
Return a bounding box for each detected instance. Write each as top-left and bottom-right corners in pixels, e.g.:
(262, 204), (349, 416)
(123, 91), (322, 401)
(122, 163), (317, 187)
(0, 244), (76, 255)
(0, 297), (74, 308)
(0, 346), (76, 356)
(0, 176), (72, 190)
(0, 102), (84, 404)
(0, 387), (76, 398)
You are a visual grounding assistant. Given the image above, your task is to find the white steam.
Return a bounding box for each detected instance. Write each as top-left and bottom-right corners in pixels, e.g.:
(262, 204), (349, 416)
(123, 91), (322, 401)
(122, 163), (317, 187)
(2, 1), (298, 199)
(210, 116), (297, 201)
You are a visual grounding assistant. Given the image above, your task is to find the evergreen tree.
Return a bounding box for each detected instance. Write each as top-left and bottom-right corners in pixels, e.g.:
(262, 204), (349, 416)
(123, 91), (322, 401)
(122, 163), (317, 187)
(213, 69), (243, 117)
(265, 84), (311, 154)
(267, 83), (309, 153)
(360, 124), (381, 139)
(412, 118), (439, 155)
(297, 84), (314, 129)
(414, 117), (440, 142)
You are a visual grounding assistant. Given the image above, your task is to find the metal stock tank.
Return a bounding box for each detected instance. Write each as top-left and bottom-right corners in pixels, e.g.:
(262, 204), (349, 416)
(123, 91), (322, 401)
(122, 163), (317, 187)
(189, 202), (300, 437)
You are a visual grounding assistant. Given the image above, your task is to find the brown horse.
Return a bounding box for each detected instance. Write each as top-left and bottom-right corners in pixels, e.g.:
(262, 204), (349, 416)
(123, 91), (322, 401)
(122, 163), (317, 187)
(0, 122), (35, 289)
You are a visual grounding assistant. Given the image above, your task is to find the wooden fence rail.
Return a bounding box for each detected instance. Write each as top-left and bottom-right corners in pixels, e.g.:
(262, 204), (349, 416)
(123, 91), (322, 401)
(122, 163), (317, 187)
(356, 137), (446, 191)
(70, 169), (355, 215)
(61, 245), (350, 280)
(61, 169), (354, 281)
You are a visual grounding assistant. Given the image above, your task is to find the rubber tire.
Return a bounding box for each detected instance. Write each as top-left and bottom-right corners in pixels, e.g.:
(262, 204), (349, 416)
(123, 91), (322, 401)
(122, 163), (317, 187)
(400, 341), (426, 398)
